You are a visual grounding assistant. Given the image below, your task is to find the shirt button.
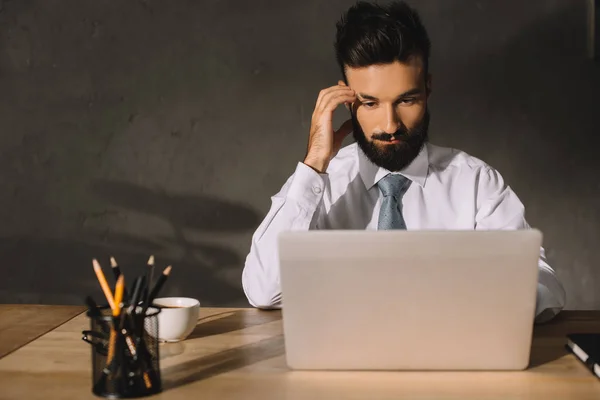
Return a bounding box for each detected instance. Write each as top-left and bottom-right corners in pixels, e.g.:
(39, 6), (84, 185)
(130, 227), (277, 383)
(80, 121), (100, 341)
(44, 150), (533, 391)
(313, 186), (322, 194)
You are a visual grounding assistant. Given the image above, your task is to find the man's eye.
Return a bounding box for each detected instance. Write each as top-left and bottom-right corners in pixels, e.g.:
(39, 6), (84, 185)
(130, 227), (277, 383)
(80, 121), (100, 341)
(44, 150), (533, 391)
(363, 103), (376, 108)
(399, 98), (417, 105)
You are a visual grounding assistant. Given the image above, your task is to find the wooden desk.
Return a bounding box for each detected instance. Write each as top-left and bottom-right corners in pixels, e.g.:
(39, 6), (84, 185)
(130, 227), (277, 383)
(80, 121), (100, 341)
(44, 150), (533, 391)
(0, 307), (599, 399)
(0, 304), (85, 359)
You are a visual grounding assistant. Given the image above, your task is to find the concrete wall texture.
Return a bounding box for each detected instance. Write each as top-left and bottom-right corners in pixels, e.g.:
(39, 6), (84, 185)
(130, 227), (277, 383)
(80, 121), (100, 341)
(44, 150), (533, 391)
(0, 0), (597, 308)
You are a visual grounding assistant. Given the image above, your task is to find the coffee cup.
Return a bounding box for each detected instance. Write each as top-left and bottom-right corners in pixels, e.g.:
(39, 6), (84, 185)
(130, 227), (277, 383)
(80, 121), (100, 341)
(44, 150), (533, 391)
(151, 297), (200, 342)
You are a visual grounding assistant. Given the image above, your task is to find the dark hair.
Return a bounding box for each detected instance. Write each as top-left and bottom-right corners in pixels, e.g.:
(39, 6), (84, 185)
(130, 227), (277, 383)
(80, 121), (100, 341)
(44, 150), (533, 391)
(335, 1), (431, 80)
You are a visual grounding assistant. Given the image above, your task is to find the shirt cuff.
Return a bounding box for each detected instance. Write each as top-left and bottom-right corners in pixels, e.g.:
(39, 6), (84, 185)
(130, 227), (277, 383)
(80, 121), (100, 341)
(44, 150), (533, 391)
(534, 283), (562, 324)
(285, 162), (328, 209)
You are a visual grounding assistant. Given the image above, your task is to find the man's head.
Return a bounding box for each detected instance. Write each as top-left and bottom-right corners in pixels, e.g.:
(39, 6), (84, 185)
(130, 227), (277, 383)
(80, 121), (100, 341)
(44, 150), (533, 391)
(334, 1), (432, 172)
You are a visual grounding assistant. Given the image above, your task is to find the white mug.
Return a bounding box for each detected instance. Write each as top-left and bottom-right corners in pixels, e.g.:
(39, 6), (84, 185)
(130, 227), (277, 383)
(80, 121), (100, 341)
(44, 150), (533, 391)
(152, 297), (200, 342)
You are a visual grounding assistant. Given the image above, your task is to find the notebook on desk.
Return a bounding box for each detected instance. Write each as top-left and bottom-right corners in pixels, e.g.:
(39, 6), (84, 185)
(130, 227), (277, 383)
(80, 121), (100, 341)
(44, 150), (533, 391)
(277, 229), (542, 371)
(566, 333), (600, 378)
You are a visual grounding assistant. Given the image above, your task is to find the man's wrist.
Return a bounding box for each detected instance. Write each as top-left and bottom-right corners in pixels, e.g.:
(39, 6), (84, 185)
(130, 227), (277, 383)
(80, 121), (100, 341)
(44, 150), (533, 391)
(286, 162), (328, 209)
(302, 156), (329, 174)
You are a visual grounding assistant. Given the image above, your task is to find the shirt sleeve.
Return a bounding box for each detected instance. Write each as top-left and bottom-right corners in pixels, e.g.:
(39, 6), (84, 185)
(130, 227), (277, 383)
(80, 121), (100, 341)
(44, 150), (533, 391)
(474, 166), (566, 324)
(241, 162), (328, 309)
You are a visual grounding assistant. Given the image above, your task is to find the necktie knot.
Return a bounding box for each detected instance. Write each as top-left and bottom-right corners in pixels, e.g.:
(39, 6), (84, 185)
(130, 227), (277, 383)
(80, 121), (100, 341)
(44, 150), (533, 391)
(377, 174), (411, 198)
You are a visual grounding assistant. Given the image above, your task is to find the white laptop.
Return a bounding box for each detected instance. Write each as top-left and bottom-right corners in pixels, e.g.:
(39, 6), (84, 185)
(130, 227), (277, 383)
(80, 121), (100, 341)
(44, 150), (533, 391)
(277, 229), (542, 371)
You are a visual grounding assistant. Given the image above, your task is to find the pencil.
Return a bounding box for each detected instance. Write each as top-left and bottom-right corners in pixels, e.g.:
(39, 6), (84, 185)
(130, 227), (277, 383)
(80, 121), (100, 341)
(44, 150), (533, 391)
(143, 255), (155, 305)
(105, 274), (125, 370)
(110, 257), (121, 280)
(147, 265), (172, 305)
(122, 332), (152, 389)
(110, 256), (129, 301)
(92, 259), (116, 311)
(128, 276), (146, 312)
(113, 275), (125, 318)
(106, 328), (117, 365)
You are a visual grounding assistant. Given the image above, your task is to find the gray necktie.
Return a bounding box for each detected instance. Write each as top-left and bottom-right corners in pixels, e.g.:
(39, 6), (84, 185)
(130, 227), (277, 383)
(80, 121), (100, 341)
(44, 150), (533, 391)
(377, 174), (412, 230)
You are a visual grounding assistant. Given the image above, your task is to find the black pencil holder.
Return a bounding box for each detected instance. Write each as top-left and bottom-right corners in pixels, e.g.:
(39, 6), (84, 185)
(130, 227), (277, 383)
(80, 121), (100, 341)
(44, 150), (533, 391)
(84, 306), (162, 398)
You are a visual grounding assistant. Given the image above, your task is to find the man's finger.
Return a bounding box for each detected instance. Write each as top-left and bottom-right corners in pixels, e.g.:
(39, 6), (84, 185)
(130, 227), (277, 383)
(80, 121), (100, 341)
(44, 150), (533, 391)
(315, 86), (354, 110)
(319, 89), (355, 110)
(322, 93), (356, 112)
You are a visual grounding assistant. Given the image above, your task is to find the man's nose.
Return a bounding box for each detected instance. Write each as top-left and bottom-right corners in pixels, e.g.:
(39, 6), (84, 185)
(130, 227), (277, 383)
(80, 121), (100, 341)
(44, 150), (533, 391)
(383, 105), (401, 133)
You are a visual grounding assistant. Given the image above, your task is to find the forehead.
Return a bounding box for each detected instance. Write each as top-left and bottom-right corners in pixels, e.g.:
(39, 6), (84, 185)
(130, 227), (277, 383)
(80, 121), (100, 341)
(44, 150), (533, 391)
(345, 58), (425, 99)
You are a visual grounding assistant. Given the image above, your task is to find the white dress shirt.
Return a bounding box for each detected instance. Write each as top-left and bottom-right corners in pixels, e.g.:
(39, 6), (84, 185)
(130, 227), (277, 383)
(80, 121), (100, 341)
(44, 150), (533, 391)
(242, 142), (566, 323)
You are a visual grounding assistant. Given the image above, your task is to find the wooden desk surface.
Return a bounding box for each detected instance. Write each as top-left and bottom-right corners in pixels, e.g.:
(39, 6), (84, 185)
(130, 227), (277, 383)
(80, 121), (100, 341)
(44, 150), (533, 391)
(1, 307), (600, 399)
(0, 304), (86, 359)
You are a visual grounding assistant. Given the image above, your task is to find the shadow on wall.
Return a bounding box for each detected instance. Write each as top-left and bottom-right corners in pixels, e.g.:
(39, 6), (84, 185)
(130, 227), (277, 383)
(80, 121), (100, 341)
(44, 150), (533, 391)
(0, 180), (261, 306)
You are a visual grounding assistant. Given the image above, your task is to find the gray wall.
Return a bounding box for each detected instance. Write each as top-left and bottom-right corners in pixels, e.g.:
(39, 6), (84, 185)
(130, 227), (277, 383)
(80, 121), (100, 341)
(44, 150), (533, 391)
(0, 0), (597, 308)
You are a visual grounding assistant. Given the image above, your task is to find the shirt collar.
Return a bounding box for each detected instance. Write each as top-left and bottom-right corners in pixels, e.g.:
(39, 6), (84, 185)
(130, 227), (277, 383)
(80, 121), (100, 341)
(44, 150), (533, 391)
(357, 143), (429, 190)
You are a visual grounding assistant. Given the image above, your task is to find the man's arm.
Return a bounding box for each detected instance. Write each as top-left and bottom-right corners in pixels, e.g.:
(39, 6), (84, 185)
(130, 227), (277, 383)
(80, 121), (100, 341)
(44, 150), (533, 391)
(243, 82), (356, 309)
(535, 247), (567, 323)
(242, 162), (327, 309)
(474, 166), (566, 324)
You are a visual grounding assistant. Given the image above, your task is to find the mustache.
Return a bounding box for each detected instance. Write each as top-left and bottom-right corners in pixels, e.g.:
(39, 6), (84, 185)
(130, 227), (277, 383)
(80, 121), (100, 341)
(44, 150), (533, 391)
(371, 129), (411, 142)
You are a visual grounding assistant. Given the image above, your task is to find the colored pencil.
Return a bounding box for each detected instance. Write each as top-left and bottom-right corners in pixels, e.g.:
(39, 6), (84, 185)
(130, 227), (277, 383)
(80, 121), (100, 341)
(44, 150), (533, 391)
(92, 259), (115, 310)
(147, 265), (172, 305)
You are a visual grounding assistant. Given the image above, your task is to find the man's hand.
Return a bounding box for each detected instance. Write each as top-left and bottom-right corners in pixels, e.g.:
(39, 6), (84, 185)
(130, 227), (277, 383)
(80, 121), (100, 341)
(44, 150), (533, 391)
(303, 81), (356, 173)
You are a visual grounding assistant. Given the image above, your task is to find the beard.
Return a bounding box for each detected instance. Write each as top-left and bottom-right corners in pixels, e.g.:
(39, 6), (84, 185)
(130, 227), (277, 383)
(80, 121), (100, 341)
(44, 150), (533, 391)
(352, 108), (430, 172)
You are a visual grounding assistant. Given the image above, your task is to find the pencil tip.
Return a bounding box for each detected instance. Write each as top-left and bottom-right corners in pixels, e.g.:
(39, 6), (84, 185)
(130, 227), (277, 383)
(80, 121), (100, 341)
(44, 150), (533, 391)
(92, 259), (101, 269)
(110, 257), (117, 267)
(148, 255), (155, 266)
(164, 265), (172, 275)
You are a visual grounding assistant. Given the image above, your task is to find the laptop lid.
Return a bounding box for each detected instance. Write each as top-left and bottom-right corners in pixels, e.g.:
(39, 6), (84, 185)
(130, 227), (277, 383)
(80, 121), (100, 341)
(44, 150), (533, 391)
(278, 229), (542, 370)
